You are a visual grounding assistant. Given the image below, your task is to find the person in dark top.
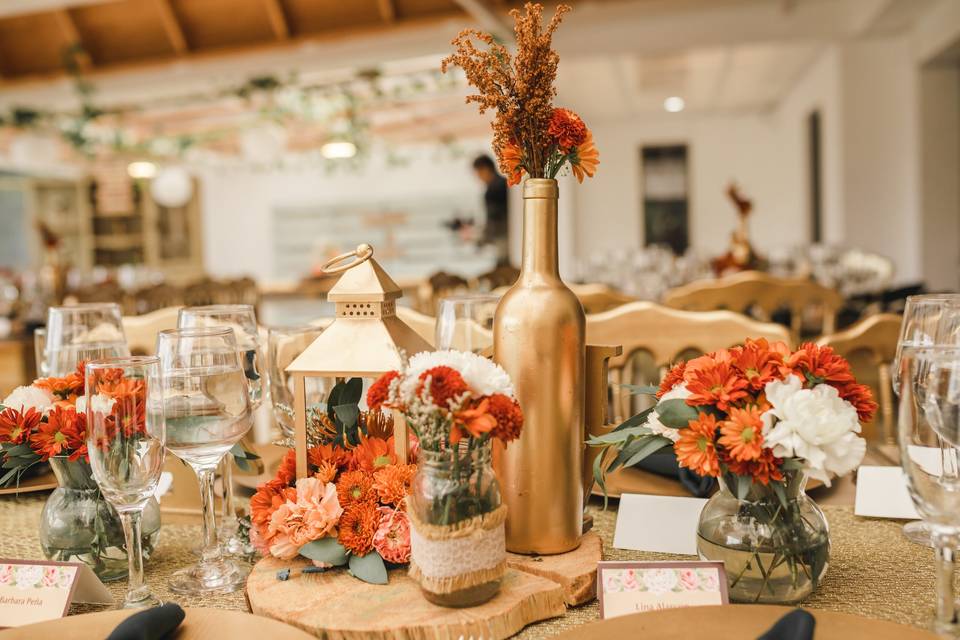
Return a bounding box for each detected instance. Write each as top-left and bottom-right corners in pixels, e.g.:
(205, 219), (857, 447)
(472, 154), (510, 266)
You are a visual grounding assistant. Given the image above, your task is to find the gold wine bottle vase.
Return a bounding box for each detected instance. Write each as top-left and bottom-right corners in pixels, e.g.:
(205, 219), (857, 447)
(493, 178), (586, 555)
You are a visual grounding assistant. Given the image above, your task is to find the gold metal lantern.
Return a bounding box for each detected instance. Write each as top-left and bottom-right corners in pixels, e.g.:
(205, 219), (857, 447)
(285, 243), (433, 478)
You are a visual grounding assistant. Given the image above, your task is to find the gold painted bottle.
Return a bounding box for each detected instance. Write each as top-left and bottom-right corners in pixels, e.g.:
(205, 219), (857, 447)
(493, 178), (585, 554)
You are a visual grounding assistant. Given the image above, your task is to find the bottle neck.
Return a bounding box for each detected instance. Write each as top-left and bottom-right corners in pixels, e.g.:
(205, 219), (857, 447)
(519, 180), (560, 279)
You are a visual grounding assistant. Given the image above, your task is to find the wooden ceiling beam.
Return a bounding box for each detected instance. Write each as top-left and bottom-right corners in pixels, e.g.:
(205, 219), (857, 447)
(451, 0), (511, 41)
(54, 8), (93, 71)
(154, 0), (188, 55)
(262, 0), (290, 40)
(377, 0), (397, 23)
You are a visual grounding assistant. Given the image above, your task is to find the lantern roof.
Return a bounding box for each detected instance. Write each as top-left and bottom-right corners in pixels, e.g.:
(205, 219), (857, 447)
(327, 249), (402, 303)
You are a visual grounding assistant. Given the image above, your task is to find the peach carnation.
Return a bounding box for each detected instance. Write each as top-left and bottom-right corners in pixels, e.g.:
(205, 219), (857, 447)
(265, 478), (342, 560)
(373, 507), (411, 564)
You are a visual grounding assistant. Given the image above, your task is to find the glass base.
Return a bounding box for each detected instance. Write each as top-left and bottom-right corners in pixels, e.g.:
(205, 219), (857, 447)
(168, 559), (249, 595)
(903, 521), (935, 548)
(121, 592), (163, 609)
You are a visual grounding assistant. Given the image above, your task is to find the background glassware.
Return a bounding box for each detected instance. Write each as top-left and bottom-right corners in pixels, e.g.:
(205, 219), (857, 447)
(33, 327), (47, 377)
(266, 325), (326, 442)
(894, 295), (960, 546)
(157, 327), (252, 594)
(85, 357), (165, 608)
(178, 304), (262, 554)
(897, 347), (960, 636)
(435, 293), (499, 353)
(45, 303), (130, 376)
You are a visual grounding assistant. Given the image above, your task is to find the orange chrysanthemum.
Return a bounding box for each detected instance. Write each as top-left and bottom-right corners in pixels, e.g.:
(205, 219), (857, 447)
(732, 338), (785, 391)
(501, 142), (525, 187)
(0, 407), (41, 445)
(308, 443), (352, 473)
(570, 131), (599, 183)
(338, 501), (380, 556)
(674, 413), (720, 477)
(34, 372), (84, 403)
(29, 406), (86, 462)
(451, 399), (497, 444)
(367, 371), (399, 412)
(724, 449), (784, 486)
(337, 469), (375, 507)
(417, 366), (469, 409)
(785, 343), (854, 386)
(250, 483), (296, 529)
(837, 382), (877, 423)
(485, 394), (524, 443)
(372, 464), (417, 507)
(718, 405), (766, 462)
(657, 362), (687, 398)
(314, 460), (339, 484)
(548, 108), (587, 150)
(352, 436), (397, 473)
(684, 361), (749, 411)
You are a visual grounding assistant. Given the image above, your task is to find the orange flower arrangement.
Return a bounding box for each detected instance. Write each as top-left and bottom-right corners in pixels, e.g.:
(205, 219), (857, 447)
(675, 413), (720, 477)
(336, 469), (375, 506)
(441, 3), (599, 185)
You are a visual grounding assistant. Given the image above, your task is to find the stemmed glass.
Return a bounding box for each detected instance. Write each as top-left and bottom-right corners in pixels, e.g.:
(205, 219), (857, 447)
(266, 325), (325, 442)
(34, 327), (48, 377)
(46, 303), (130, 376)
(897, 346), (960, 635)
(435, 293), (499, 353)
(894, 295), (960, 546)
(178, 305), (263, 554)
(85, 356), (165, 608)
(157, 327), (252, 593)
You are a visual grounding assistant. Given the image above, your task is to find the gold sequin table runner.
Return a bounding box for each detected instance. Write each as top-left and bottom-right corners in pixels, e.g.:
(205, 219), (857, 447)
(0, 495), (939, 638)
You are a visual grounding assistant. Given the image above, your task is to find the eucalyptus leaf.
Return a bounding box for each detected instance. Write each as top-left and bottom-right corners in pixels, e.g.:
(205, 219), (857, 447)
(234, 456), (252, 473)
(299, 538), (349, 566)
(735, 475), (753, 501)
(333, 404), (360, 429)
(342, 377), (364, 406)
(593, 453), (608, 508)
(586, 426), (650, 446)
(616, 384), (660, 396)
(612, 406), (655, 432)
(621, 435), (673, 468)
(0, 466), (21, 486)
(771, 481), (788, 510)
(3, 443), (34, 458)
(654, 399), (700, 429)
(348, 551), (388, 584)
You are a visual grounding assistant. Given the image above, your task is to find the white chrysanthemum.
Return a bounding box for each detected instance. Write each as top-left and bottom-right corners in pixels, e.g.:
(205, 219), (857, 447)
(644, 384), (691, 443)
(1, 385), (55, 414)
(761, 374), (865, 486)
(400, 350), (515, 400)
(87, 393), (116, 416)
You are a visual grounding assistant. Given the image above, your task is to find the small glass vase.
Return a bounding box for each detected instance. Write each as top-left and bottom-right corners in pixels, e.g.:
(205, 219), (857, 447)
(409, 443), (505, 607)
(39, 456), (161, 582)
(696, 472), (829, 603)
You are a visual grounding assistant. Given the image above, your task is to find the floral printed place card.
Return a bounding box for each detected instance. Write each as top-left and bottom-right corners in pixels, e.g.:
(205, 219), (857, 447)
(598, 561), (728, 619)
(0, 559), (113, 628)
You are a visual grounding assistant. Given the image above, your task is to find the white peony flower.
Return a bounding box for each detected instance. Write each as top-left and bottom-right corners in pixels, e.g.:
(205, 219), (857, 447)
(761, 375), (865, 486)
(87, 393), (116, 416)
(400, 350), (514, 400)
(1, 385), (55, 414)
(644, 384), (692, 443)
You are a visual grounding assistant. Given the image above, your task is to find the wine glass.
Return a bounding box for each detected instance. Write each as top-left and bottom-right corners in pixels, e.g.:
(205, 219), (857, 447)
(894, 295), (960, 546)
(157, 327), (252, 594)
(34, 327), (47, 377)
(897, 346), (960, 635)
(266, 325), (326, 442)
(46, 303), (130, 376)
(178, 305), (262, 554)
(85, 356), (165, 609)
(435, 293), (499, 353)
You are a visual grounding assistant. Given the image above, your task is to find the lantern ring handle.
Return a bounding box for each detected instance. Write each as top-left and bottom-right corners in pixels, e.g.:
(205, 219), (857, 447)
(321, 244), (374, 275)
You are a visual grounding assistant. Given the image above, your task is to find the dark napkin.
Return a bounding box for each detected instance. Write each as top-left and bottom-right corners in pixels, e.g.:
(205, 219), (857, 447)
(634, 450), (716, 498)
(106, 603), (185, 640)
(757, 609), (816, 640)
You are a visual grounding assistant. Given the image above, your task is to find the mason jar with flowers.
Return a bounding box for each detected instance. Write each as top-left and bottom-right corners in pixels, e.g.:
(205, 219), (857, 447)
(368, 351), (524, 607)
(590, 339), (876, 603)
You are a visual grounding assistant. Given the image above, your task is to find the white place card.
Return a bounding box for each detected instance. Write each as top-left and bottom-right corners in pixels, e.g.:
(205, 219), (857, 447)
(613, 494), (708, 555)
(0, 560), (113, 628)
(598, 561), (728, 619)
(854, 465), (920, 520)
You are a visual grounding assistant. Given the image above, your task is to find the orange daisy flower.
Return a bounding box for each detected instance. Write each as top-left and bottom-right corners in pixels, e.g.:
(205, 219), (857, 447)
(367, 370), (399, 412)
(500, 142), (525, 187)
(338, 501), (380, 556)
(570, 131), (599, 183)
(372, 464), (417, 507)
(733, 338), (784, 391)
(308, 443), (351, 472)
(657, 362), (687, 398)
(718, 405), (765, 462)
(352, 436), (397, 473)
(724, 449), (784, 486)
(417, 366), (469, 409)
(451, 399), (496, 444)
(837, 382), (877, 423)
(0, 407), (41, 445)
(34, 373), (84, 403)
(684, 361), (749, 411)
(785, 343), (854, 386)
(674, 413), (721, 477)
(485, 394), (524, 443)
(29, 406), (85, 461)
(337, 469), (375, 506)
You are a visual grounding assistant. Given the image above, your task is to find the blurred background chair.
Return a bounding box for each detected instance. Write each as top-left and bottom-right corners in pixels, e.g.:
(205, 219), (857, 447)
(122, 306), (181, 355)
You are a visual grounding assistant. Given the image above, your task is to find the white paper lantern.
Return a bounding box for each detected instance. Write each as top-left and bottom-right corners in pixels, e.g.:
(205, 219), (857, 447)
(150, 166), (193, 208)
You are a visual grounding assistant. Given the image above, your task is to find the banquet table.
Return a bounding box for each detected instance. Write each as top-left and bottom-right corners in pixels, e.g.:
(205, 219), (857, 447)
(0, 491), (943, 638)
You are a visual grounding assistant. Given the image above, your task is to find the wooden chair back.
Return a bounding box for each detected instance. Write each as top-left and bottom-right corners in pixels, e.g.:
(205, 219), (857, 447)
(570, 283), (639, 315)
(396, 306), (437, 348)
(662, 271), (843, 341)
(586, 302), (792, 422)
(816, 313), (901, 442)
(122, 306), (181, 355)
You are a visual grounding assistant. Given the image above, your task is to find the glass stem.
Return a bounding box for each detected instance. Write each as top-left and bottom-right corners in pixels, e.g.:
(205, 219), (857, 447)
(221, 457), (237, 525)
(196, 467), (223, 566)
(933, 530), (958, 633)
(120, 509), (148, 604)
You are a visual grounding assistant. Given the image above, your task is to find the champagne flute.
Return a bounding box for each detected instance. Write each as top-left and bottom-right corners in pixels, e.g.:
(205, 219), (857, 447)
(34, 327), (47, 377)
(897, 346), (960, 635)
(157, 327), (252, 594)
(894, 295), (960, 546)
(46, 303), (130, 376)
(178, 305), (262, 554)
(435, 293), (499, 353)
(266, 325), (326, 442)
(85, 356), (165, 609)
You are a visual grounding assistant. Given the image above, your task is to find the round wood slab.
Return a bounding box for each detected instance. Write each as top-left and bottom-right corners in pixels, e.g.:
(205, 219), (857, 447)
(553, 605), (938, 640)
(246, 555), (568, 640)
(0, 607), (316, 640)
